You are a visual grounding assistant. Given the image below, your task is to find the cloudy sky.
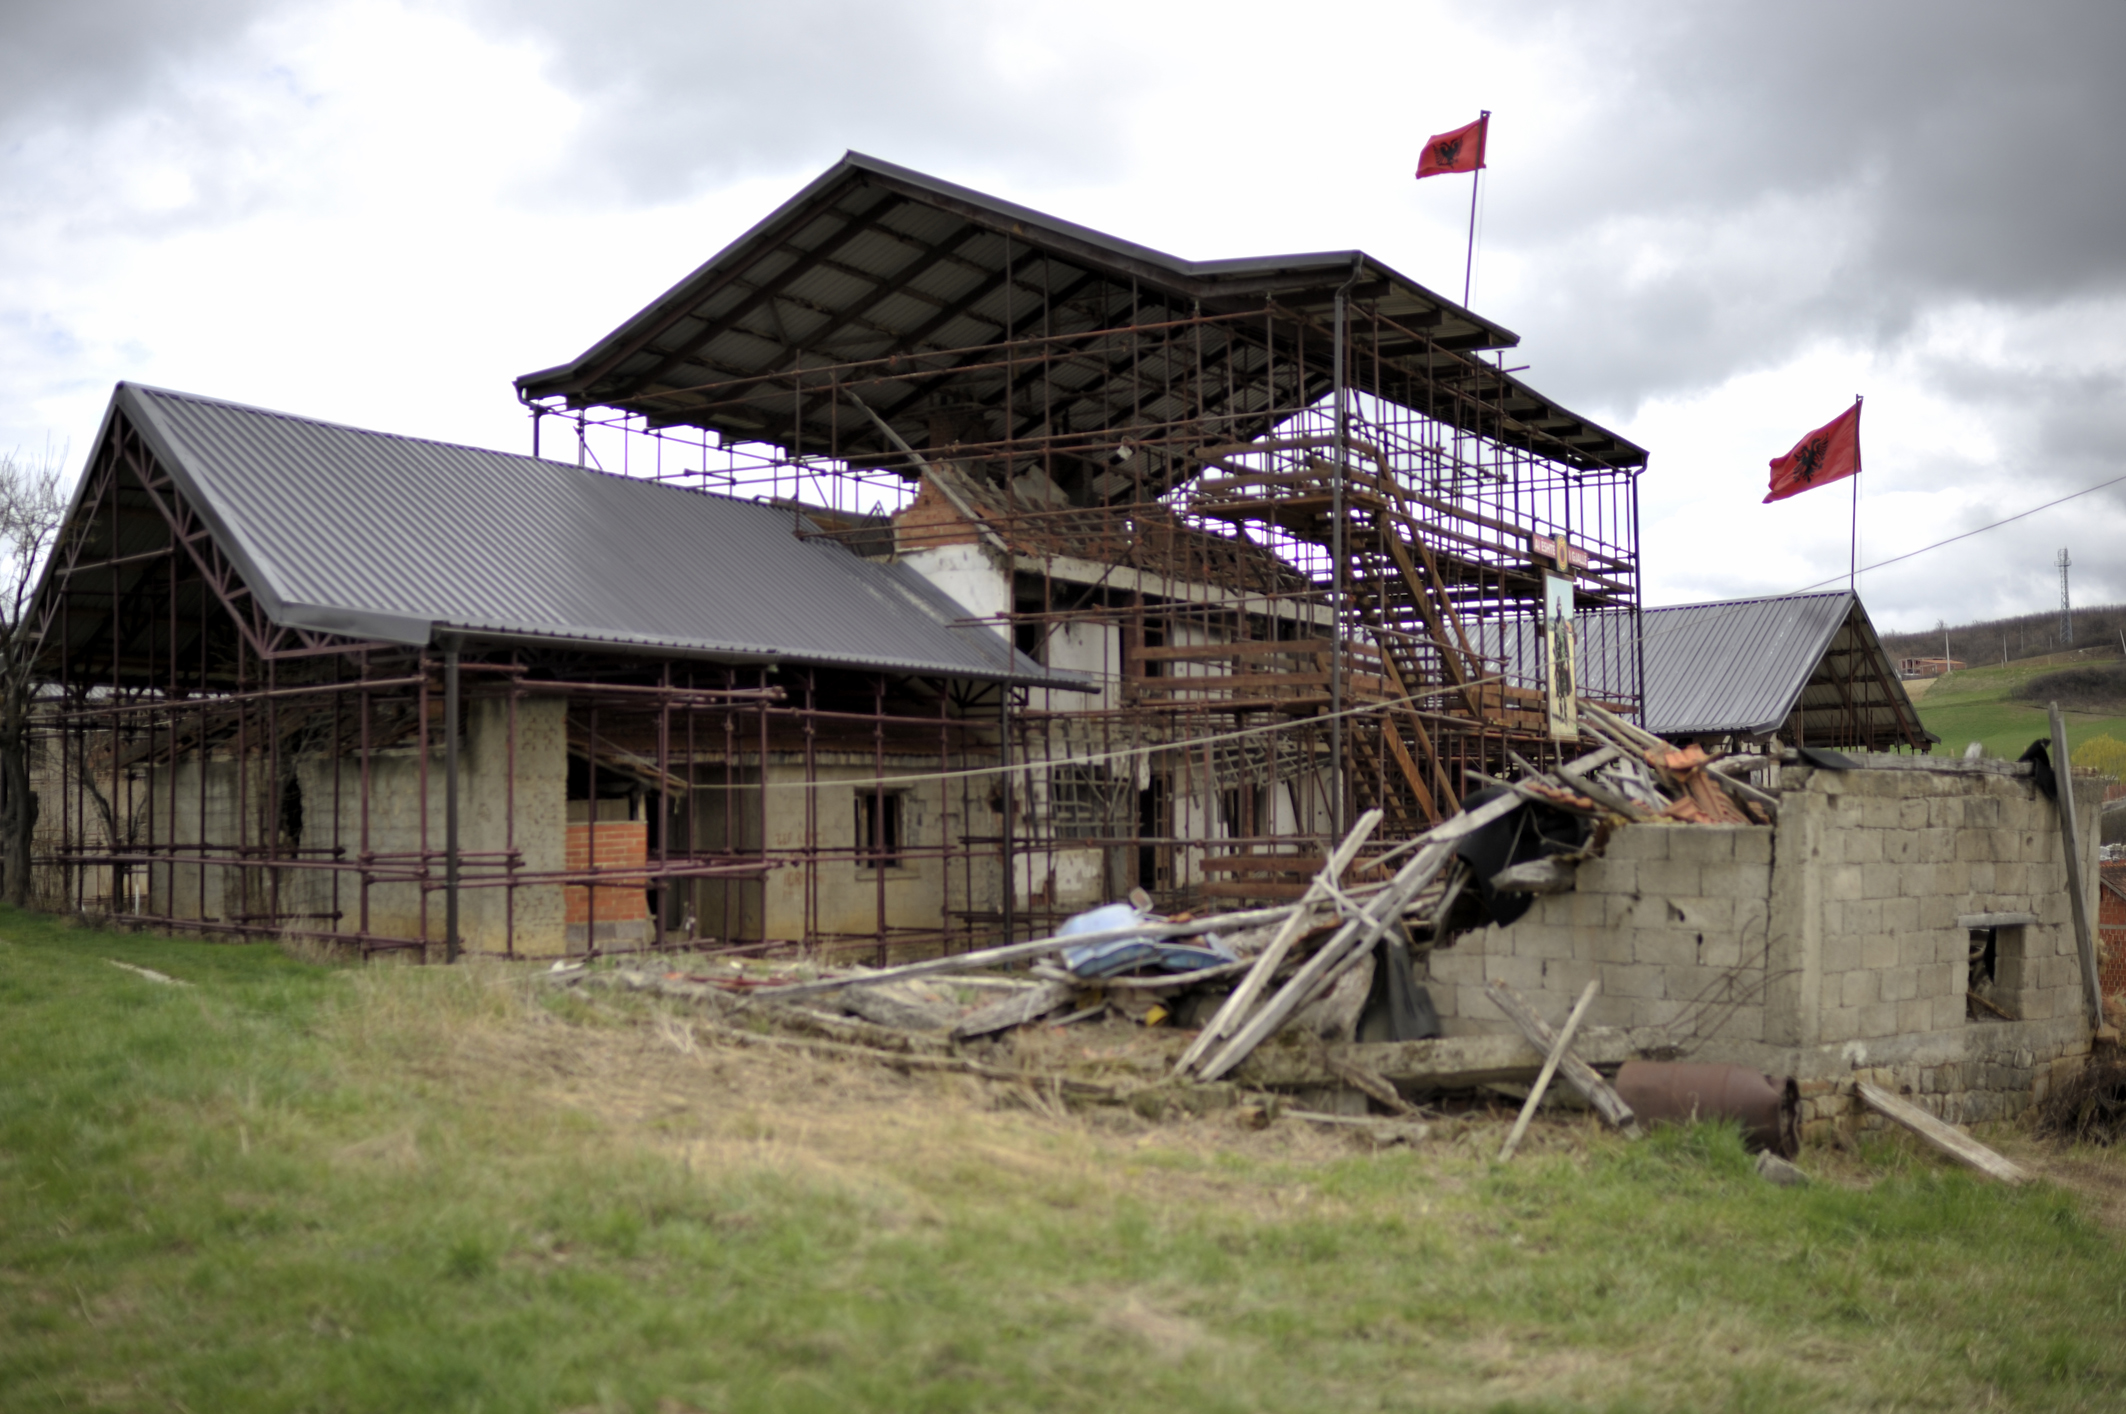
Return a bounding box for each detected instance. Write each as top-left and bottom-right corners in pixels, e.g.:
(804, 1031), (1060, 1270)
(6, 0), (2123, 634)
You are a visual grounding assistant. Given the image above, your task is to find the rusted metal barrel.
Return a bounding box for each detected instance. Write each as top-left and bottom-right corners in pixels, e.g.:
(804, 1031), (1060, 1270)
(1614, 1062), (1799, 1158)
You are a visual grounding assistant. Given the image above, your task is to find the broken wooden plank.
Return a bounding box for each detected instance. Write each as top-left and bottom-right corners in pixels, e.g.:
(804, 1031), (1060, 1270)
(2050, 702), (2107, 1033)
(1856, 1081), (2031, 1184)
(1175, 810), (1382, 1076)
(951, 982), (1074, 1039)
(1499, 979), (1600, 1161)
(1223, 1025), (1646, 1090)
(1484, 980), (1642, 1136)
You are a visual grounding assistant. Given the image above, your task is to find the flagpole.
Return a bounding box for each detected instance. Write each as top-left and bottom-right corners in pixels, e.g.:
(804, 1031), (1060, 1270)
(1849, 469), (1859, 591)
(1848, 394), (1864, 592)
(1463, 109), (1489, 307)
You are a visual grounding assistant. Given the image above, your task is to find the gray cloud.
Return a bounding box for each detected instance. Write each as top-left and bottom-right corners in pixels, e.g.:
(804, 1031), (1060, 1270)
(0, 0), (283, 137)
(450, 0), (1145, 204)
(1479, 1), (2126, 414)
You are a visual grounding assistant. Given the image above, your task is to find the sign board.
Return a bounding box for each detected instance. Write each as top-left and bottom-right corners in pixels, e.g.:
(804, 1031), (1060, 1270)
(1530, 534), (1592, 572)
(1543, 571), (1579, 741)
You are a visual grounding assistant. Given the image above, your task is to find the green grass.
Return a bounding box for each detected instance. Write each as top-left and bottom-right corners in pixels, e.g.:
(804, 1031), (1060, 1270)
(1912, 660), (2126, 760)
(4, 909), (2125, 1411)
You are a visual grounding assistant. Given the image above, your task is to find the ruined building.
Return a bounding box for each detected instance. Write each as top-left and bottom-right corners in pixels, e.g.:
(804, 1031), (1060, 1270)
(28, 152), (1646, 956)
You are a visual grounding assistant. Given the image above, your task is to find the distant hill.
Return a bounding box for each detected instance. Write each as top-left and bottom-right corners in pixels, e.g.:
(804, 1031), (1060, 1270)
(1877, 602), (2126, 669)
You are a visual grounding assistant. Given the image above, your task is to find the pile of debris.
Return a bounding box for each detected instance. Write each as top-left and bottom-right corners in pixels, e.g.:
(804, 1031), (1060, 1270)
(547, 721), (1798, 1128)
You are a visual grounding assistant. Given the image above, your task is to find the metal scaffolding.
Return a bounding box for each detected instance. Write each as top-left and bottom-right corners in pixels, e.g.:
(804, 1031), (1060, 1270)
(29, 157), (1648, 960)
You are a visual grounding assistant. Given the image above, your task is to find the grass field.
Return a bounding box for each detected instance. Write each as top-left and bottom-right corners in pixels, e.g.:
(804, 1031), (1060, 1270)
(5, 910), (2126, 1412)
(1909, 660), (2126, 761)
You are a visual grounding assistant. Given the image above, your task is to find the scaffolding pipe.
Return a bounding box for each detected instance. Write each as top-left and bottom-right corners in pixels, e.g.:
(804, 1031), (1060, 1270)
(444, 635), (461, 964)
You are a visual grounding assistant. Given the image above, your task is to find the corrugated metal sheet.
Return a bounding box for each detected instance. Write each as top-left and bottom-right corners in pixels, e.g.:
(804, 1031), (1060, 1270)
(115, 382), (1087, 687)
(1640, 592), (1856, 735)
(516, 152), (1648, 475)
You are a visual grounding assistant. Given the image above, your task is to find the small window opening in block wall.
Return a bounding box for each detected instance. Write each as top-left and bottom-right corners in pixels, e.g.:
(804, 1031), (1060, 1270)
(856, 790), (904, 869)
(1967, 925), (2026, 1021)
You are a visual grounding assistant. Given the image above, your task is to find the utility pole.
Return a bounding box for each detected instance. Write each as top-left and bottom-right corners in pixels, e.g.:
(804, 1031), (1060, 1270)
(2058, 548), (2073, 645)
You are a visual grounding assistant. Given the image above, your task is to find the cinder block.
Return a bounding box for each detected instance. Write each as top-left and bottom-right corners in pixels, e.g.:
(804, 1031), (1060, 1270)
(1510, 924), (1576, 961)
(1574, 858), (1636, 895)
(1699, 935), (1742, 969)
(1588, 925), (1635, 965)
(1828, 864), (1865, 900)
(1604, 826), (1669, 862)
(1917, 827), (1957, 863)
(1539, 957), (1595, 994)
(1606, 966), (1667, 999)
(1626, 931), (1693, 967)
(1632, 997), (1688, 1028)
(1732, 828), (1773, 865)
(1881, 897), (1920, 933)
(1862, 862), (1902, 899)
(1638, 859), (1703, 898)
(1918, 895), (1957, 930)
(1898, 798), (1930, 830)
(1861, 934), (1899, 971)
(1428, 948), (1482, 985)
(1857, 1001), (1901, 1037)
(1964, 796), (2003, 829)
(1936, 861), (1972, 896)
(1734, 895), (1770, 937)
(1700, 861), (1772, 899)
(1844, 825), (1888, 859)
(1483, 955), (1545, 991)
(1841, 969), (1880, 1007)
(1967, 861), (1996, 892)
(1882, 831), (1918, 864)
(1931, 994), (1966, 1030)
(1956, 828), (1993, 863)
(1880, 965), (1919, 1002)
(1844, 898), (1885, 935)
(1820, 1006), (1861, 1042)
(1668, 828), (1737, 864)
(1679, 896), (1737, 933)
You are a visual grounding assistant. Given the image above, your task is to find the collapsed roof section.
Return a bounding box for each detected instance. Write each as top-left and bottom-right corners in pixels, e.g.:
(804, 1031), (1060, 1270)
(35, 382), (1084, 690)
(514, 151), (1646, 489)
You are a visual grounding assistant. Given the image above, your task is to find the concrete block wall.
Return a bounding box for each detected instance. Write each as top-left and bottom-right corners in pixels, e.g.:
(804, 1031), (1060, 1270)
(1433, 761), (2101, 1123)
(1429, 824), (1772, 1044)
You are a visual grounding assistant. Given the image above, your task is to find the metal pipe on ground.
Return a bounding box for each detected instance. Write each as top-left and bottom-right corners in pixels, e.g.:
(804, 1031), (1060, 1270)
(1612, 1061), (1799, 1159)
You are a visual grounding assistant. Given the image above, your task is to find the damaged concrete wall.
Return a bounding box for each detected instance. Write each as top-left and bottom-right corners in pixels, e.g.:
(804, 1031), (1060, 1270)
(1431, 762), (2100, 1127)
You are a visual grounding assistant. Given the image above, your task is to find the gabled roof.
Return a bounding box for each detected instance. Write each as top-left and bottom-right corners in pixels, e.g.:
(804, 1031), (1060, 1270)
(514, 152), (1646, 475)
(1641, 591), (1930, 746)
(51, 382), (1084, 687)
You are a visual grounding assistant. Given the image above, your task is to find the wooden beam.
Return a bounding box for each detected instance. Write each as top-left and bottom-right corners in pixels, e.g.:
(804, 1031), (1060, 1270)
(1856, 1082), (2031, 1184)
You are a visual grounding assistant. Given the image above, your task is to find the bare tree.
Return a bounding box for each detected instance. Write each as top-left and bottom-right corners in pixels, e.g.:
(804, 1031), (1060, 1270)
(0, 445), (69, 906)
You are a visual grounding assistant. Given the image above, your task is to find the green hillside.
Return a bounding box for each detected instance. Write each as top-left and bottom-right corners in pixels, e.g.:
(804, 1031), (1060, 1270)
(1910, 659), (2126, 760)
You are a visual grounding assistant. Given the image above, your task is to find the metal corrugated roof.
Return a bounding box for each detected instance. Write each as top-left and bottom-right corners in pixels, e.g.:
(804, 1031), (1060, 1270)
(104, 382), (1087, 687)
(515, 152), (1647, 476)
(1640, 592), (1855, 736)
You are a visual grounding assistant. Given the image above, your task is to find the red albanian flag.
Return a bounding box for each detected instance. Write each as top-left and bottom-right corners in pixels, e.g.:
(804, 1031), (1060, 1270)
(1416, 114), (1488, 179)
(1764, 398), (1863, 503)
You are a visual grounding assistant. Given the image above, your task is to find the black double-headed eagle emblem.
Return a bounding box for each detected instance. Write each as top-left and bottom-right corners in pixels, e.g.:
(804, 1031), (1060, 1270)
(1793, 435), (1828, 483)
(1433, 137), (1463, 168)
